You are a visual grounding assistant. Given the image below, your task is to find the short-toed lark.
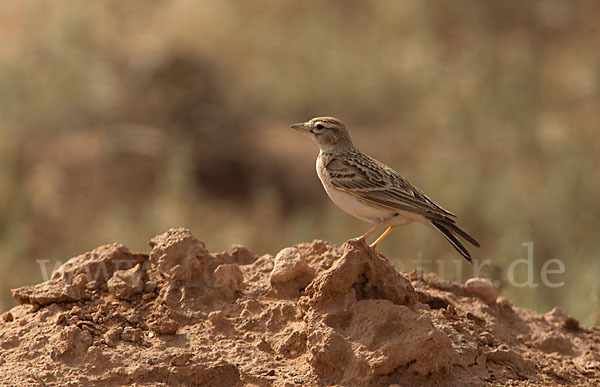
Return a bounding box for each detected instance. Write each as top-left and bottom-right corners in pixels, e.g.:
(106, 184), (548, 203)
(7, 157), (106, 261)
(291, 116), (480, 262)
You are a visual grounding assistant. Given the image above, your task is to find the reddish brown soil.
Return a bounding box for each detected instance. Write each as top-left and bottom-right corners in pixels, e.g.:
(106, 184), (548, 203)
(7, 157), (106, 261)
(1, 228), (598, 386)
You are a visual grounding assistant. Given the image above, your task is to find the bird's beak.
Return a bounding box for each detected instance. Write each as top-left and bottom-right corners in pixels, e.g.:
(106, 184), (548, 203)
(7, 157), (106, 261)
(289, 122), (308, 131)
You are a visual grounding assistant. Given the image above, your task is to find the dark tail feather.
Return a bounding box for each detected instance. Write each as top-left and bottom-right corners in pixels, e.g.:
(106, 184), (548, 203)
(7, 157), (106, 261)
(445, 222), (481, 248)
(431, 220), (473, 263)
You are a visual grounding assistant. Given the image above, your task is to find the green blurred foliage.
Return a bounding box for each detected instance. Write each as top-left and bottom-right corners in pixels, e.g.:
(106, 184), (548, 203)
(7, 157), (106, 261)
(0, 1), (599, 325)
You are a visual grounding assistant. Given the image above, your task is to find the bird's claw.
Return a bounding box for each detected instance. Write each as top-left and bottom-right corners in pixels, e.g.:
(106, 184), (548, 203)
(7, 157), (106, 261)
(348, 236), (368, 246)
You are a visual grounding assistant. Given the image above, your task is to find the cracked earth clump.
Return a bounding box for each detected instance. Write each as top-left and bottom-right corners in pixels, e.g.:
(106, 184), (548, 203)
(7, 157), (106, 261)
(1, 228), (598, 386)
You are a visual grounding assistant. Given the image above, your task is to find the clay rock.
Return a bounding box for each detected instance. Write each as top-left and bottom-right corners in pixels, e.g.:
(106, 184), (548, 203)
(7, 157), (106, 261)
(213, 264), (243, 295)
(308, 300), (453, 384)
(230, 245), (257, 265)
(270, 247), (313, 283)
(306, 329), (352, 383)
(294, 239), (344, 271)
(486, 349), (536, 379)
(536, 333), (577, 356)
(349, 301), (451, 377)
(53, 326), (92, 361)
(121, 327), (143, 343)
(149, 228), (210, 284)
(170, 363), (243, 386)
(12, 273), (87, 306)
(306, 240), (417, 313)
(51, 244), (146, 286)
(545, 306), (570, 324)
(148, 317), (179, 334)
(108, 264), (144, 300)
(270, 247), (316, 298)
(148, 228), (235, 309)
(304, 240), (451, 385)
(12, 244), (146, 305)
(465, 277), (499, 304)
(275, 324), (307, 358)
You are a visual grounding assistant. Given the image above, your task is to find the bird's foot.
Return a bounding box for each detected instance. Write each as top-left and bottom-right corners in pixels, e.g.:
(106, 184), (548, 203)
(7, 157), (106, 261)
(346, 236), (383, 251)
(347, 236), (369, 247)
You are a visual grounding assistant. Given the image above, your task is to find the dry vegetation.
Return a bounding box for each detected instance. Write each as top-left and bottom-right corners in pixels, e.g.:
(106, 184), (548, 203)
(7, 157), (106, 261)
(0, 1), (599, 325)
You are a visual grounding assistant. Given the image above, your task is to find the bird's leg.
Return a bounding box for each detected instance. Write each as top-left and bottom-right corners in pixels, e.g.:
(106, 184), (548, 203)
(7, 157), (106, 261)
(369, 226), (395, 249)
(355, 222), (385, 243)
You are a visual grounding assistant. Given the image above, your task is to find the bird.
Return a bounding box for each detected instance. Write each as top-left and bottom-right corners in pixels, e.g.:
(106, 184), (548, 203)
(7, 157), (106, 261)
(290, 116), (480, 262)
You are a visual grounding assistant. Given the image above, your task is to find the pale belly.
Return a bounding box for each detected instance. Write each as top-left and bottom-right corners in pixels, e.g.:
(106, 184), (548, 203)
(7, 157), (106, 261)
(316, 157), (419, 226)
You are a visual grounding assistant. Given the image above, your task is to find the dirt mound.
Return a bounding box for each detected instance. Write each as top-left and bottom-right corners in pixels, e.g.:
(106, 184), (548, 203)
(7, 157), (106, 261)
(1, 228), (598, 386)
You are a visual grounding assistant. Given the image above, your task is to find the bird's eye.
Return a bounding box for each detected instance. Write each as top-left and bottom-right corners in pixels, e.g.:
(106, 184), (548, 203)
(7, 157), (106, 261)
(311, 123), (325, 135)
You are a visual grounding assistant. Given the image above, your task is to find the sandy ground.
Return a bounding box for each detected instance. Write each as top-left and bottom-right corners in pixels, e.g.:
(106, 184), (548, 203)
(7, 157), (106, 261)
(1, 228), (598, 386)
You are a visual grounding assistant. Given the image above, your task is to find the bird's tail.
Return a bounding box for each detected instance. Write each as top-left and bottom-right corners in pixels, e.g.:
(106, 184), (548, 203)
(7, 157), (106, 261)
(429, 220), (480, 263)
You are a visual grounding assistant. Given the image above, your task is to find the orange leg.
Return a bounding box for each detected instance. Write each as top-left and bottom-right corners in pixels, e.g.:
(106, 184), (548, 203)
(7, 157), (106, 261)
(369, 226), (395, 249)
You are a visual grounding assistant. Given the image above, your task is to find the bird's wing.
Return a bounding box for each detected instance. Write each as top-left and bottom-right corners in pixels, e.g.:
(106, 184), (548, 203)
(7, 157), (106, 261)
(325, 152), (457, 221)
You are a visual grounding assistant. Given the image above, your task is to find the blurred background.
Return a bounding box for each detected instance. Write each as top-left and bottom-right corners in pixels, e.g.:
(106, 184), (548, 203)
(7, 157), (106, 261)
(1, 1), (599, 325)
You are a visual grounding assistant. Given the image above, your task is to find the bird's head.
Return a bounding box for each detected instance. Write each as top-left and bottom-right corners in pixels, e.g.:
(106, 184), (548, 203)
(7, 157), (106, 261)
(290, 116), (353, 151)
